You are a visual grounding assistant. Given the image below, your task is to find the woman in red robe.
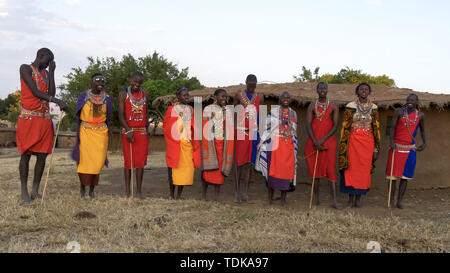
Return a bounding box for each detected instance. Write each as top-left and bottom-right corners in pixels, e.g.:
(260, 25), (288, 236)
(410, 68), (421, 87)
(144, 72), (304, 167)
(201, 89), (234, 202)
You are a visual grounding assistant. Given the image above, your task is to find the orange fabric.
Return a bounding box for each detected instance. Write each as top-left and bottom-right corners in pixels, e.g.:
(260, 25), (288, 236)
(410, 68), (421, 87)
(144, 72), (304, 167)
(163, 104), (201, 168)
(16, 66), (53, 155)
(344, 128), (374, 190)
(304, 104), (337, 181)
(202, 140), (225, 184)
(268, 136), (295, 180)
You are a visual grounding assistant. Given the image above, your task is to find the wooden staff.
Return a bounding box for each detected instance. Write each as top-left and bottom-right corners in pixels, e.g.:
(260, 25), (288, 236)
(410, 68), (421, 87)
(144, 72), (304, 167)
(130, 142), (134, 198)
(309, 149), (320, 209)
(41, 112), (64, 205)
(388, 149), (396, 208)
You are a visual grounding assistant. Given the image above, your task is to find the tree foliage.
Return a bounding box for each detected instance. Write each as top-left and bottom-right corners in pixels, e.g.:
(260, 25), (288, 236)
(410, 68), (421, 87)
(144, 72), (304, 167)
(293, 66), (396, 87)
(58, 52), (204, 131)
(0, 91), (20, 122)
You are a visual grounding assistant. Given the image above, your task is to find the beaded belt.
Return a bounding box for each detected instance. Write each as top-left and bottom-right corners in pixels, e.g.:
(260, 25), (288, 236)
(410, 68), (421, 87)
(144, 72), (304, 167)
(81, 121), (107, 130)
(351, 124), (373, 134)
(121, 127), (146, 134)
(395, 143), (416, 153)
(19, 107), (51, 120)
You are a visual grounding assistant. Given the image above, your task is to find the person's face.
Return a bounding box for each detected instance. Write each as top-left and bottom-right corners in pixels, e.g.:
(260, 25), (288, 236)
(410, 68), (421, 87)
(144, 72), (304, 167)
(279, 93), (291, 108)
(246, 81), (257, 93)
(130, 77), (143, 92)
(317, 84), (328, 98)
(177, 90), (190, 104)
(406, 96), (418, 110)
(38, 54), (53, 69)
(357, 85), (370, 100)
(92, 76), (106, 92)
(215, 92), (227, 107)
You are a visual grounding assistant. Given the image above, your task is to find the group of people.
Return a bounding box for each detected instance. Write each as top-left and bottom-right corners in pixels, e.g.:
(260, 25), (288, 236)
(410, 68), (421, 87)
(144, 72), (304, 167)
(17, 48), (427, 210)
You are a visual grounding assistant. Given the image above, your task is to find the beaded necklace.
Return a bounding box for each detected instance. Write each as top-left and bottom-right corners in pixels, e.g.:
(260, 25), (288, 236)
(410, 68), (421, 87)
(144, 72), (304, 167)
(30, 63), (48, 90)
(211, 103), (226, 139)
(355, 99), (373, 122)
(315, 99), (329, 121)
(403, 106), (419, 128)
(239, 90), (258, 122)
(278, 107), (293, 142)
(87, 89), (106, 105)
(127, 87), (146, 121)
(86, 89), (106, 117)
(30, 64), (49, 111)
(174, 102), (191, 122)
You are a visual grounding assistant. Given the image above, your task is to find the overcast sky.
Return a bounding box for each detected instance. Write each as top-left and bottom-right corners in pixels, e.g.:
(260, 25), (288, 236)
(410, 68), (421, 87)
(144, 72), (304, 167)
(1, 0), (449, 99)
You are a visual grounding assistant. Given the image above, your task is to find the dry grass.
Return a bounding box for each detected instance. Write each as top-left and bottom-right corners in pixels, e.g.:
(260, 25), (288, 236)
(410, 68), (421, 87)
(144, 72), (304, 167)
(0, 149), (448, 253)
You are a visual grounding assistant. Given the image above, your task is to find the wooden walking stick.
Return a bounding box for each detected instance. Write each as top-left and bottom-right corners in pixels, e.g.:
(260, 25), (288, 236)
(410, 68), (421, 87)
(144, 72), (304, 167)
(388, 149), (396, 208)
(309, 149), (320, 209)
(41, 112), (64, 205)
(130, 142), (134, 198)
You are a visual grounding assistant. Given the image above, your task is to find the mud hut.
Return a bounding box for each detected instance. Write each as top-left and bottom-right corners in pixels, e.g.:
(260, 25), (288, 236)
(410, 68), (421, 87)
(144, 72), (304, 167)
(153, 82), (450, 190)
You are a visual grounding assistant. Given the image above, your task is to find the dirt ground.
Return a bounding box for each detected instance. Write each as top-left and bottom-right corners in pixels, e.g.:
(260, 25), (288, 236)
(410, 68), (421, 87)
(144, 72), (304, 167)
(0, 148), (449, 253)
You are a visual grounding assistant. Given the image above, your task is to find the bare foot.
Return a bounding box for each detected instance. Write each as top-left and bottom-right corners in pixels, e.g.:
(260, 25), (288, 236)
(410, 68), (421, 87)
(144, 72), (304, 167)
(21, 193), (32, 203)
(233, 193), (241, 203)
(30, 193), (42, 200)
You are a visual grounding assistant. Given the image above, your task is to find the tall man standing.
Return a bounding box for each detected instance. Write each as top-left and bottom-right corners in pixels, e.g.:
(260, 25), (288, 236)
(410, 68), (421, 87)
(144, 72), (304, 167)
(386, 94), (426, 209)
(233, 74), (264, 203)
(17, 48), (68, 202)
(304, 82), (339, 208)
(118, 72), (149, 198)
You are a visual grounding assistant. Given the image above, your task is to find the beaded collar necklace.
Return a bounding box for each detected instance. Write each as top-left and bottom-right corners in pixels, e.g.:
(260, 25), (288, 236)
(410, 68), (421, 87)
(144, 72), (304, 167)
(279, 107), (293, 141)
(87, 89), (106, 105)
(315, 99), (329, 121)
(403, 106), (419, 128)
(239, 90), (257, 107)
(30, 64), (48, 91)
(356, 99), (373, 116)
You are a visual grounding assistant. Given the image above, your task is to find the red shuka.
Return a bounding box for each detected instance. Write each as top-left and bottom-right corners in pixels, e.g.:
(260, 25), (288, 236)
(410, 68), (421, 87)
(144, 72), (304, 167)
(122, 90), (149, 169)
(16, 65), (54, 155)
(304, 102), (337, 181)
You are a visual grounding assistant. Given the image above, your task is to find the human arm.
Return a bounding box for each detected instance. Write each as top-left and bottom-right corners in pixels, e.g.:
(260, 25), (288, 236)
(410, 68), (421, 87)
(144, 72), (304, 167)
(118, 91), (134, 143)
(416, 112), (427, 151)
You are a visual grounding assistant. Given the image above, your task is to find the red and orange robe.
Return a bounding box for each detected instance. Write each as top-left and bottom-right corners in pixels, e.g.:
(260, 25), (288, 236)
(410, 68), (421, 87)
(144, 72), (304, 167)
(122, 88), (148, 169)
(255, 106), (298, 191)
(304, 101), (337, 182)
(385, 108), (420, 180)
(163, 102), (201, 186)
(339, 101), (381, 195)
(201, 104), (234, 185)
(16, 64), (54, 155)
(235, 90), (261, 166)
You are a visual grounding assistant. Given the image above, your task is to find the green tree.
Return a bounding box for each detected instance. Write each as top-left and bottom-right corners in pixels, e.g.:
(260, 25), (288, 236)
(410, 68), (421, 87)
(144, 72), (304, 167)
(0, 92), (18, 120)
(58, 52), (204, 131)
(293, 66), (396, 87)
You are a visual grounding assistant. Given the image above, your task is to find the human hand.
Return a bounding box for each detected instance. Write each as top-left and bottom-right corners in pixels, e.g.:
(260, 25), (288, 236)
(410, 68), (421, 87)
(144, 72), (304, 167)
(49, 61), (56, 72)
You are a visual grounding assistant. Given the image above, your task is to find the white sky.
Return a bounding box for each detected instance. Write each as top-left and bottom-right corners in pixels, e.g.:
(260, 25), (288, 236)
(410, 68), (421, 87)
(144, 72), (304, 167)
(1, 0), (449, 99)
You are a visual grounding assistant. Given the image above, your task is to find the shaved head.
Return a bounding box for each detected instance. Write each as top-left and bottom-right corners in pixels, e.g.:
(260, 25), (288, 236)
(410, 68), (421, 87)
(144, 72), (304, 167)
(36, 48), (54, 60)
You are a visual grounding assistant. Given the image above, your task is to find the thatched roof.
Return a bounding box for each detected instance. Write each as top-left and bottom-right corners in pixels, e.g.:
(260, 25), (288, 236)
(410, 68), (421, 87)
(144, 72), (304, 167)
(153, 82), (450, 110)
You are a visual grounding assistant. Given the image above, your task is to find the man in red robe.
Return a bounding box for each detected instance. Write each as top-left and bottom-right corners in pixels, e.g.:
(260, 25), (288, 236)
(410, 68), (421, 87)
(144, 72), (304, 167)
(233, 74), (264, 203)
(17, 48), (68, 202)
(304, 82), (339, 208)
(119, 72), (149, 198)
